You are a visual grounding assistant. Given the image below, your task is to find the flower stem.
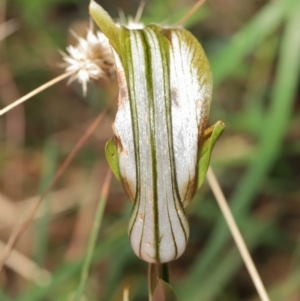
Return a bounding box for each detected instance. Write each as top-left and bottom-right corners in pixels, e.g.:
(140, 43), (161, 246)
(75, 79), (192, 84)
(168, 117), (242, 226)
(207, 167), (271, 301)
(0, 71), (74, 116)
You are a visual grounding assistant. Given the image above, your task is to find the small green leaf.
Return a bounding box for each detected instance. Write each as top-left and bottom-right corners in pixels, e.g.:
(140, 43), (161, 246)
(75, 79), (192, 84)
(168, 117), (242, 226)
(89, 0), (121, 55)
(152, 279), (179, 301)
(197, 120), (225, 190)
(105, 138), (121, 181)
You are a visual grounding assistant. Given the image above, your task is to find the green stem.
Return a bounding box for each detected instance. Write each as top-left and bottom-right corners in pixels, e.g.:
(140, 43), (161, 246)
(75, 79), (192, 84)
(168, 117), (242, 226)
(148, 263), (169, 301)
(74, 170), (112, 301)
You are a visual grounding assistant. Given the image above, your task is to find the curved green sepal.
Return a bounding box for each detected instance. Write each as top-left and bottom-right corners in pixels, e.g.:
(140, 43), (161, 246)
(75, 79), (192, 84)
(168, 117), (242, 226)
(105, 138), (121, 181)
(197, 120), (225, 190)
(152, 279), (179, 301)
(89, 0), (121, 55)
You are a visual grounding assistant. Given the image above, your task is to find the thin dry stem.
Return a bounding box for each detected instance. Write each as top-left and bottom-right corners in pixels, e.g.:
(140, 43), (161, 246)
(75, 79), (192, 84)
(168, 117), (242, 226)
(123, 287), (129, 301)
(0, 101), (112, 272)
(207, 167), (271, 301)
(0, 19), (19, 41)
(0, 71), (74, 116)
(177, 0), (207, 26)
(134, 1), (146, 23)
(0, 240), (51, 286)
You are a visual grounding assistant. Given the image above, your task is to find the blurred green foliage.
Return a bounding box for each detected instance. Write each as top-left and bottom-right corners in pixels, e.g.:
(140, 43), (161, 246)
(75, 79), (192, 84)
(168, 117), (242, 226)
(0, 0), (300, 301)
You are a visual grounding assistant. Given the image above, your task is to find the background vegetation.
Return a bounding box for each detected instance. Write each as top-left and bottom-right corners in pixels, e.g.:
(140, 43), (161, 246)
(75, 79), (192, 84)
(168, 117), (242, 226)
(0, 0), (300, 300)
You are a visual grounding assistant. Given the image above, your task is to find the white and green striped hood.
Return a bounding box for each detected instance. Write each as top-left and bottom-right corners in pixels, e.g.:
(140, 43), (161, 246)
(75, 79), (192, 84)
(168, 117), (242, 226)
(90, 2), (212, 263)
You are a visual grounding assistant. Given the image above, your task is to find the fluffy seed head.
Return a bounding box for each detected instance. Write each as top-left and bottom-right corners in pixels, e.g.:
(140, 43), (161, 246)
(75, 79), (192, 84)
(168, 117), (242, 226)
(61, 29), (115, 95)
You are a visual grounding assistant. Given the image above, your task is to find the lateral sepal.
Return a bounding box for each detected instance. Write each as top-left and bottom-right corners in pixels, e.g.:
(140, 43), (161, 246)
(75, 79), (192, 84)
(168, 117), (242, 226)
(197, 120), (225, 190)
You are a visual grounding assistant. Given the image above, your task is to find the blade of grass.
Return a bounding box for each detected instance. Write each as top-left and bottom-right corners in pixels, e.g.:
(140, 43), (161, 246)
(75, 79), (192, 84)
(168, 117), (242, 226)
(101, 244), (135, 301)
(35, 139), (58, 266)
(195, 222), (268, 301)
(74, 169), (112, 301)
(180, 0), (300, 296)
(178, 177), (274, 300)
(211, 0), (299, 86)
(177, 213), (270, 300)
(17, 225), (127, 301)
(215, 35), (279, 136)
